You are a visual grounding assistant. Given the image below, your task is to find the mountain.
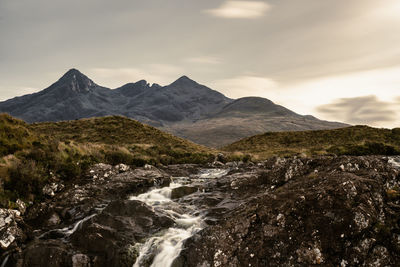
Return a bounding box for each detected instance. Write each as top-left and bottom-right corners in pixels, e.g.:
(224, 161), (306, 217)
(164, 97), (348, 147)
(0, 69), (347, 147)
(119, 75), (232, 126)
(0, 69), (119, 122)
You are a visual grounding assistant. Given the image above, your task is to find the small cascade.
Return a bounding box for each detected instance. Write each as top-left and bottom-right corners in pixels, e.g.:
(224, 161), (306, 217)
(131, 168), (228, 267)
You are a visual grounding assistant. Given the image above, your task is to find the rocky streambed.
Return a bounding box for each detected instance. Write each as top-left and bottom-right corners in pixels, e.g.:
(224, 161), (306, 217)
(1, 156), (400, 266)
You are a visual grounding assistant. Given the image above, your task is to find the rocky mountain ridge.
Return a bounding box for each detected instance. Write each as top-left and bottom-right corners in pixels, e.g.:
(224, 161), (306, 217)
(0, 69), (347, 146)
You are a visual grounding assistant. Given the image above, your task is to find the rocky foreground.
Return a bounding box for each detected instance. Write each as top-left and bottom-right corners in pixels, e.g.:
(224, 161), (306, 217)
(1, 156), (400, 266)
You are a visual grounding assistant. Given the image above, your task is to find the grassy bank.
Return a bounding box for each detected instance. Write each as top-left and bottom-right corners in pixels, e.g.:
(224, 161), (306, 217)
(223, 126), (400, 160)
(0, 114), (214, 207)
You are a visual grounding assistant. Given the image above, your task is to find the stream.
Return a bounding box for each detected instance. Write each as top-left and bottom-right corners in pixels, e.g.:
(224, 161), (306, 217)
(131, 168), (229, 267)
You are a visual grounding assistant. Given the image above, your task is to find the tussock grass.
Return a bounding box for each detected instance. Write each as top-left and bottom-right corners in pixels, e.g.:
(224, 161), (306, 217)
(223, 125), (400, 160)
(0, 114), (214, 207)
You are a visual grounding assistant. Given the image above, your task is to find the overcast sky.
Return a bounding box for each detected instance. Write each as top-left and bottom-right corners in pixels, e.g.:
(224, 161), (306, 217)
(1, 0), (400, 127)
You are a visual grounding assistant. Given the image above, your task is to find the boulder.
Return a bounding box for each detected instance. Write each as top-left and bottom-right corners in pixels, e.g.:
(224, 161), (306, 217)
(171, 186), (198, 199)
(0, 208), (23, 249)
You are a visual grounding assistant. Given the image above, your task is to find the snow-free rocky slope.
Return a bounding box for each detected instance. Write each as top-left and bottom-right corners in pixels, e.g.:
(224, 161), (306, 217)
(0, 69), (347, 147)
(3, 156), (400, 266)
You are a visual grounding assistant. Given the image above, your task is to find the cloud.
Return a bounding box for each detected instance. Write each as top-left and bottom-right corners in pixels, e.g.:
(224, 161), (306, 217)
(371, 0), (400, 21)
(184, 56), (222, 65)
(210, 75), (277, 98)
(87, 64), (183, 88)
(316, 95), (398, 125)
(205, 1), (270, 19)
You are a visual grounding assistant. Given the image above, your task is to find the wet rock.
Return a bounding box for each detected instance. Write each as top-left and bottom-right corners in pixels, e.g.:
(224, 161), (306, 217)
(211, 161), (224, 167)
(171, 186), (198, 199)
(8, 166), (172, 266)
(70, 200), (174, 266)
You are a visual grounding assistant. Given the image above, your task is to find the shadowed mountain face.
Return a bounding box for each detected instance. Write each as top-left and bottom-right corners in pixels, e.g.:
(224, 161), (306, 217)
(0, 69), (347, 147)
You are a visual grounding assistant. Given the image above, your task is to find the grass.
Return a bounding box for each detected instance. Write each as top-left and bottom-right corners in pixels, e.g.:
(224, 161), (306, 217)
(0, 114), (214, 207)
(223, 125), (400, 160)
(2, 113), (399, 208)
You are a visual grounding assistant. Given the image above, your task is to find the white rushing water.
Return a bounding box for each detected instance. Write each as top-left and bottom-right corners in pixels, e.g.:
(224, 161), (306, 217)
(131, 169), (229, 267)
(388, 156), (400, 169)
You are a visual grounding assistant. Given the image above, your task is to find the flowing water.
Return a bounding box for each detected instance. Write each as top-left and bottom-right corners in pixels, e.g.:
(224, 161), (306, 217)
(38, 203), (108, 240)
(131, 168), (229, 267)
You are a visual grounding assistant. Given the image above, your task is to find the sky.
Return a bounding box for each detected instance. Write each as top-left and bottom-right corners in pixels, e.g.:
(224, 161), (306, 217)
(1, 0), (400, 128)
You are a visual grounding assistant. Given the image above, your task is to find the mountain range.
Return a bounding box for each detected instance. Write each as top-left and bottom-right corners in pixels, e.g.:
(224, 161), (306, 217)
(0, 69), (347, 147)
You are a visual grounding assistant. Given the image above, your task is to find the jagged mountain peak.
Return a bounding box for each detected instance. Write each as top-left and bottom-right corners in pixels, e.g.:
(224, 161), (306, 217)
(170, 75), (198, 86)
(56, 68), (97, 93)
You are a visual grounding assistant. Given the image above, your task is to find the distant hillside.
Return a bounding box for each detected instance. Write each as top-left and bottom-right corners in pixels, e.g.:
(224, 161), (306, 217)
(223, 125), (400, 160)
(0, 69), (347, 147)
(0, 114), (213, 207)
(167, 97), (348, 147)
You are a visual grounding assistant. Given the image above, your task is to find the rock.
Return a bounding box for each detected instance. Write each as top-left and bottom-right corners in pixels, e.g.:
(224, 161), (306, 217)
(42, 182), (64, 197)
(17, 240), (72, 266)
(180, 156), (400, 266)
(16, 199), (26, 215)
(88, 163), (114, 179)
(225, 162), (238, 168)
(0, 230), (15, 249)
(46, 213), (61, 226)
(144, 164), (153, 170)
(211, 161), (225, 167)
(171, 186), (198, 199)
(296, 245), (324, 264)
(69, 200), (174, 266)
(0, 208), (22, 249)
(72, 253), (91, 267)
(8, 156), (400, 266)
(215, 153), (227, 163)
(115, 163), (130, 173)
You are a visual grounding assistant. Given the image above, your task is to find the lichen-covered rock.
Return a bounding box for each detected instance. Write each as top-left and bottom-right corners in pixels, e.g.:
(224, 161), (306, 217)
(72, 253), (90, 267)
(5, 156), (400, 266)
(15, 199), (26, 215)
(42, 182), (65, 197)
(180, 156), (400, 266)
(6, 165), (172, 266)
(115, 163), (130, 173)
(0, 209), (24, 250)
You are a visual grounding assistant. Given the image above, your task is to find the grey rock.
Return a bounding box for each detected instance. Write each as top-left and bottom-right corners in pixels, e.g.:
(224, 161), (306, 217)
(16, 199), (26, 215)
(171, 186), (198, 199)
(0, 208), (22, 249)
(72, 254), (91, 267)
(42, 182), (64, 197)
